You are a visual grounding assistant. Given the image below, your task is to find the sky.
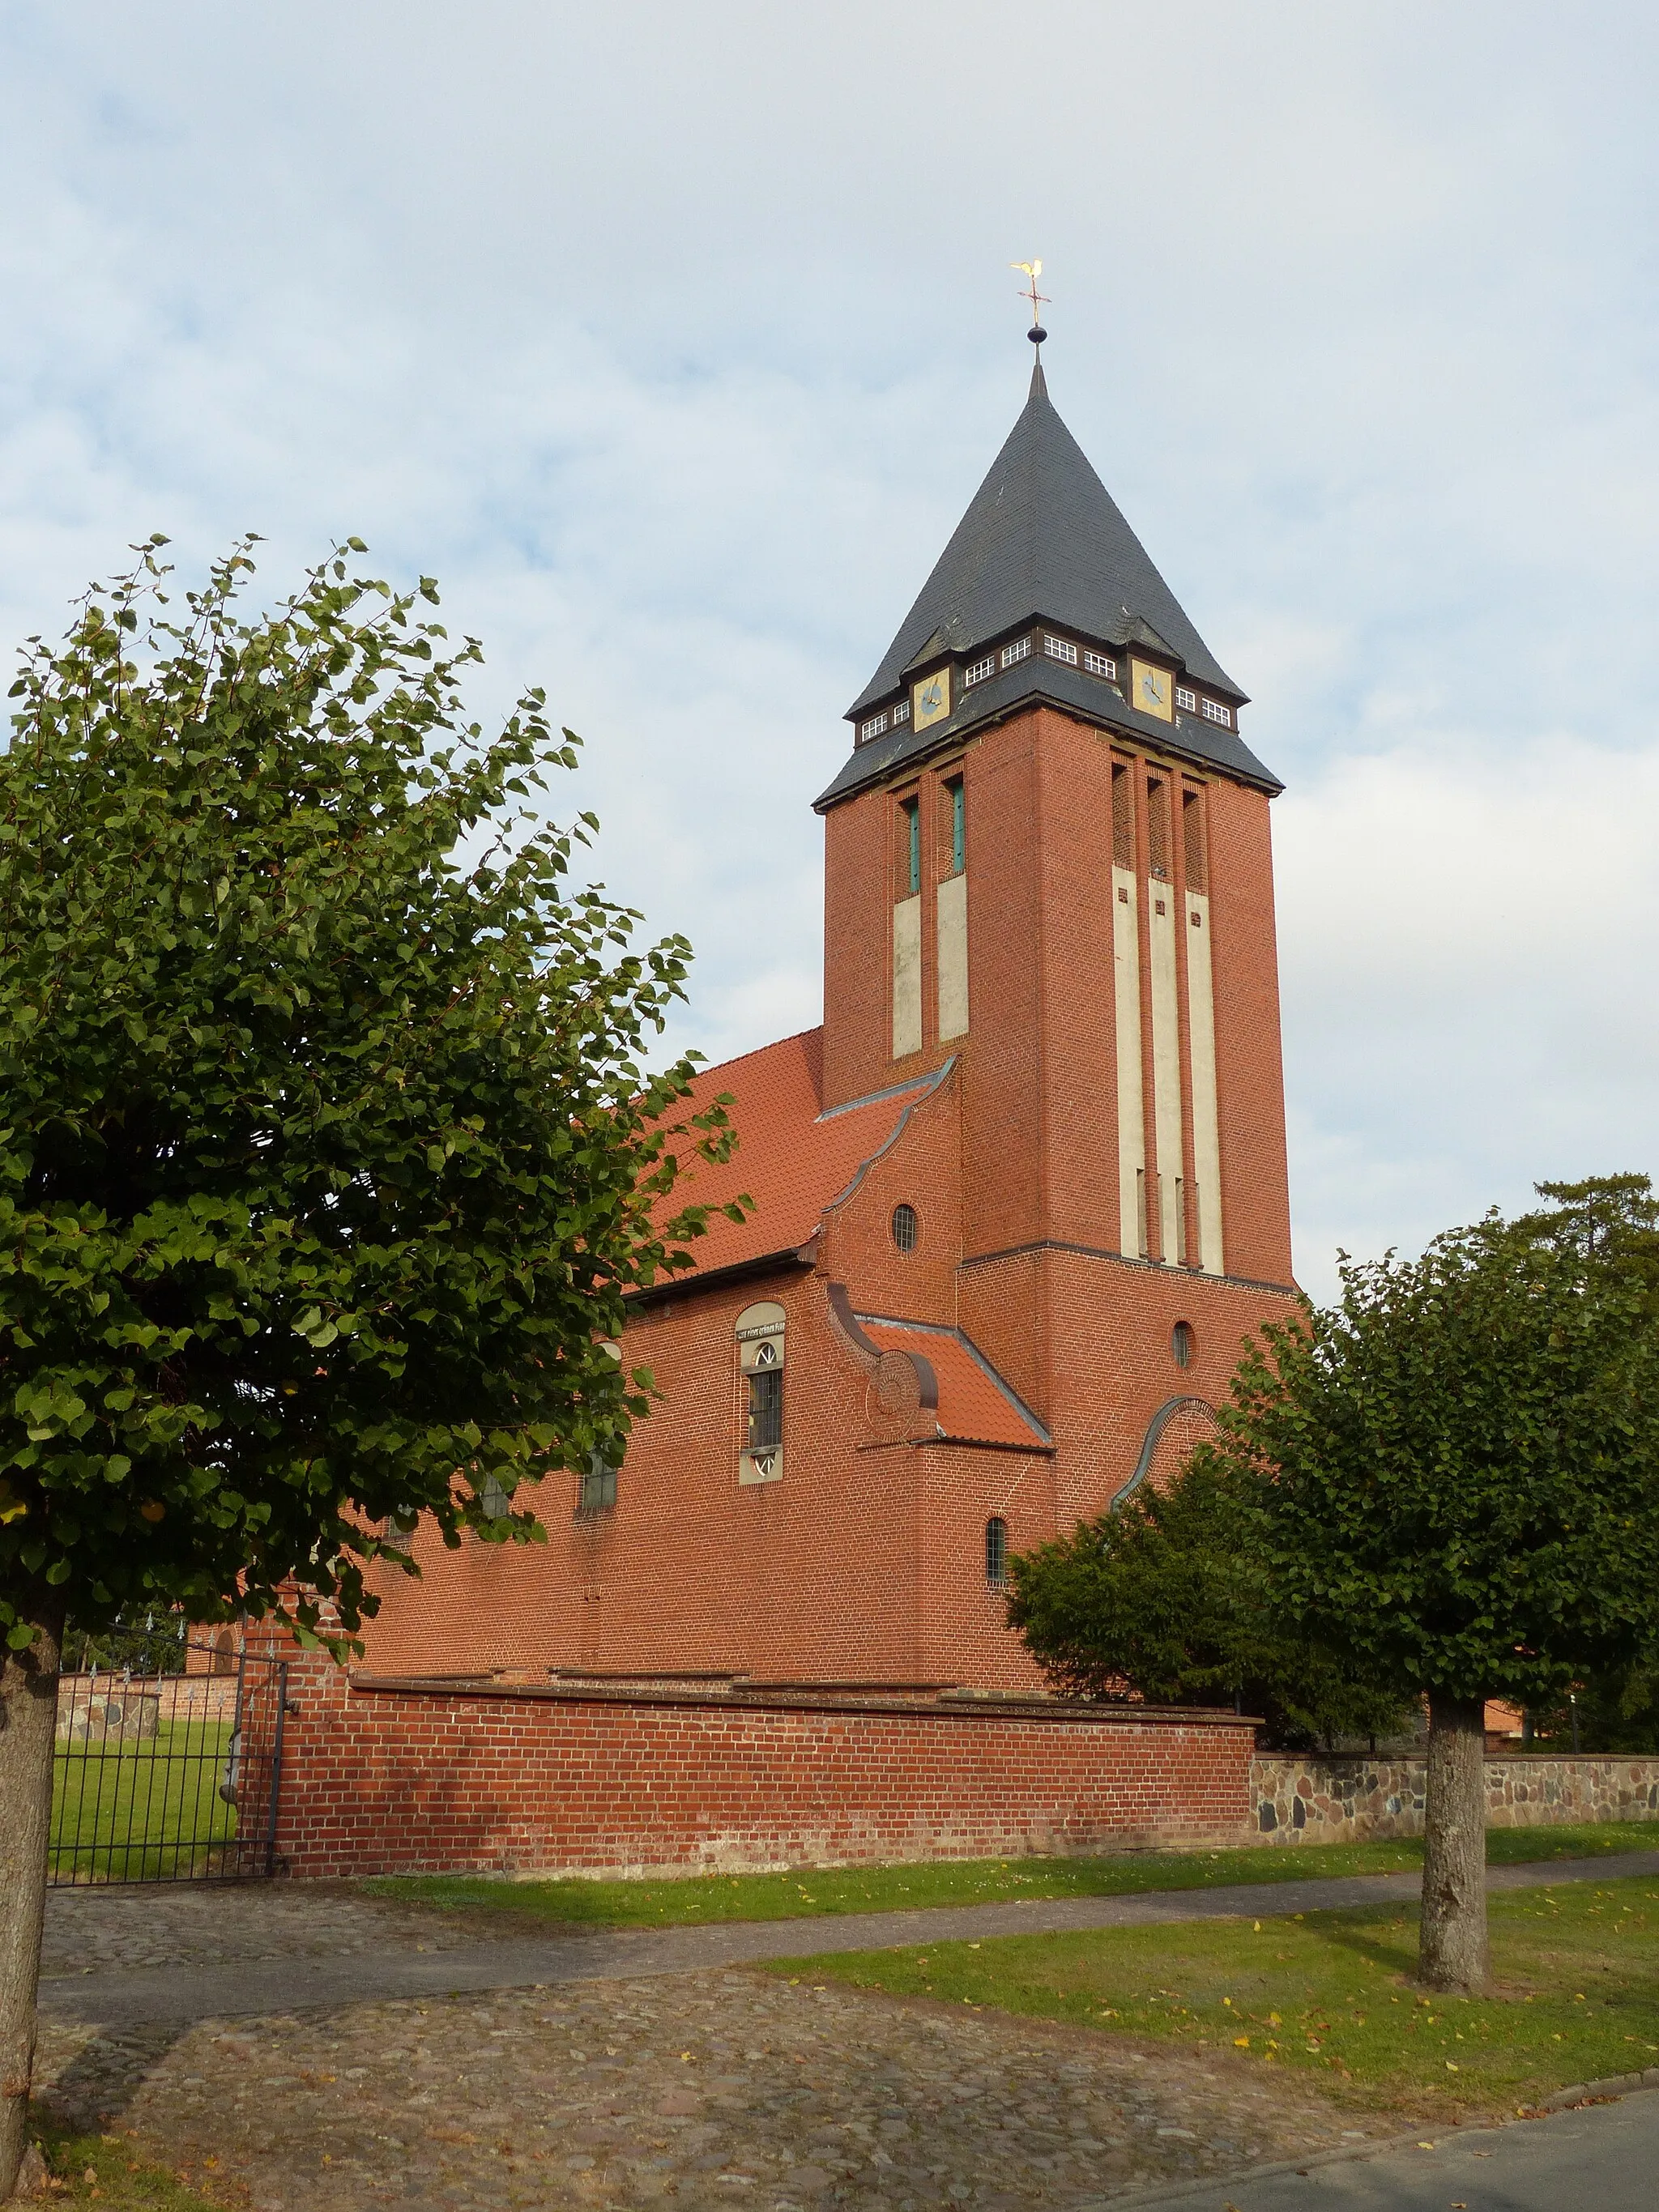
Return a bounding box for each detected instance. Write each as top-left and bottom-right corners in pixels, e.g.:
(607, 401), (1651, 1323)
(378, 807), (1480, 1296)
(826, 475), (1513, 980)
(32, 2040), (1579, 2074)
(2, 0), (1656, 1298)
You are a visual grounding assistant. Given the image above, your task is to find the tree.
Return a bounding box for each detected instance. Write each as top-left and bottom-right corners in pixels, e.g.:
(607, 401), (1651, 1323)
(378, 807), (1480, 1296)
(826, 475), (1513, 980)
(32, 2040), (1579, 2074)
(1218, 1218), (1659, 1995)
(1004, 1453), (1408, 1750)
(0, 539), (737, 2198)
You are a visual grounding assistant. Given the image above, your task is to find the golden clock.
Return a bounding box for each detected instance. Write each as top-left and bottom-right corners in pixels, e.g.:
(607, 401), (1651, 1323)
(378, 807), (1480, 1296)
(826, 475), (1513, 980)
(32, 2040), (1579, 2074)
(1129, 659), (1173, 722)
(913, 667), (952, 731)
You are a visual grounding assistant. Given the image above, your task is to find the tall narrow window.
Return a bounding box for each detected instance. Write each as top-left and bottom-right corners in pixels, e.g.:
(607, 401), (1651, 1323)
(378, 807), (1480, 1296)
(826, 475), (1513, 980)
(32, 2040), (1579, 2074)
(984, 1516), (1009, 1586)
(736, 1302), (787, 1484)
(1182, 789), (1206, 893)
(1146, 778), (1171, 879)
(948, 779), (966, 876)
(578, 1451), (618, 1515)
(901, 797), (921, 895)
(1111, 762), (1134, 868)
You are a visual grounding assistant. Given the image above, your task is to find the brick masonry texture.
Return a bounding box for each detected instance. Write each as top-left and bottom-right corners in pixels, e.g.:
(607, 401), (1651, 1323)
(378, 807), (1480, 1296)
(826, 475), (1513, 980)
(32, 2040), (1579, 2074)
(353, 698), (1303, 1701)
(1252, 1754), (1659, 1841)
(245, 1630), (1258, 1881)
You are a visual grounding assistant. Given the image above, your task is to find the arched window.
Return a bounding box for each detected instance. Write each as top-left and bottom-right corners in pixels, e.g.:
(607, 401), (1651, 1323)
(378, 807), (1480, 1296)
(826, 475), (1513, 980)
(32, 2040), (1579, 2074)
(736, 1302), (787, 1485)
(985, 1515), (1009, 1587)
(891, 1202), (919, 1254)
(1171, 1320), (1195, 1369)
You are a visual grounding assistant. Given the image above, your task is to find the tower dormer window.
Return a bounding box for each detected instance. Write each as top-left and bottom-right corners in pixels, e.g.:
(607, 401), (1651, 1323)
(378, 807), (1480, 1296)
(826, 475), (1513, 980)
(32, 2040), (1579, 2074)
(860, 711), (889, 743)
(1175, 685), (1196, 713)
(964, 654), (995, 687)
(1085, 650), (1118, 680)
(891, 698), (911, 724)
(1043, 635), (1078, 666)
(1201, 697), (1230, 727)
(1000, 637), (1031, 669)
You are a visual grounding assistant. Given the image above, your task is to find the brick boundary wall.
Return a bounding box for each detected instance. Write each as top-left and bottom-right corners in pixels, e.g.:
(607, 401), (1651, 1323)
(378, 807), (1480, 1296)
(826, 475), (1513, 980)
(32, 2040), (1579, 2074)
(1254, 1754), (1659, 1842)
(248, 1637), (1259, 1880)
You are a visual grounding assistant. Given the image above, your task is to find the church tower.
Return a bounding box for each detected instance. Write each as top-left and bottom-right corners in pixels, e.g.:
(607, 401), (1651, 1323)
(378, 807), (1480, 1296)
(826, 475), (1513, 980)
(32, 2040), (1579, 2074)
(815, 345), (1295, 1510)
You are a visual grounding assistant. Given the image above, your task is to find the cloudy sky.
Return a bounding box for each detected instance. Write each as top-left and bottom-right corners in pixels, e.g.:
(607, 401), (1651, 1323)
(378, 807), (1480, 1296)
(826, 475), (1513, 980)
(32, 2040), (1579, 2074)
(2, 1), (1656, 1296)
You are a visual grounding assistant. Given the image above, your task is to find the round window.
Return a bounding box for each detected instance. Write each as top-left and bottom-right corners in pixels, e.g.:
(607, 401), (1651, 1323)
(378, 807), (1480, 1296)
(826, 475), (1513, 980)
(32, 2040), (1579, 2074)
(891, 1203), (919, 1255)
(1171, 1321), (1195, 1369)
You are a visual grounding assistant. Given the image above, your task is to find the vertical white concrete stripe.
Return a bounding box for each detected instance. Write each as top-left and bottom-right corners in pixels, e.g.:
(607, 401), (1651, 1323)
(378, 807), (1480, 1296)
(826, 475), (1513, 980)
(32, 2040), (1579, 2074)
(892, 895), (923, 1059)
(936, 873), (969, 1041)
(1148, 882), (1183, 1264)
(1111, 865), (1145, 1255)
(1186, 889), (1225, 1275)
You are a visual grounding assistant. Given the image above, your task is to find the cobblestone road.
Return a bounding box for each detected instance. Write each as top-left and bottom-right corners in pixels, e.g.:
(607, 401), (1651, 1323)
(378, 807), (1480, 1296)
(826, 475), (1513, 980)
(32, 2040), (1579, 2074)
(34, 1886), (1398, 2210)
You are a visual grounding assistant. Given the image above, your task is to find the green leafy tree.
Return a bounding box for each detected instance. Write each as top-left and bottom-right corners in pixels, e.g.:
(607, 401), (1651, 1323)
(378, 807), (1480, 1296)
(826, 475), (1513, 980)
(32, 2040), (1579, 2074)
(1004, 1453), (1408, 1750)
(0, 539), (739, 2199)
(1218, 1218), (1659, 1994)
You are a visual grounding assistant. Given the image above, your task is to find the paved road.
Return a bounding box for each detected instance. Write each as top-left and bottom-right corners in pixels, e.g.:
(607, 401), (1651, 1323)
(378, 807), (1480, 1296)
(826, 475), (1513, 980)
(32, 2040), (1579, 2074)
(37, 1847), (1659, 2031)
(1124, 2087), (1659, 2211)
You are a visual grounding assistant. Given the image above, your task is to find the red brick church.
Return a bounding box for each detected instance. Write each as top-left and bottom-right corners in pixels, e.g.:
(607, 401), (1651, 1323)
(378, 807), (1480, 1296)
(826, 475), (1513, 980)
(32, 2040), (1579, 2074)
(357, 345), (1299, 1694)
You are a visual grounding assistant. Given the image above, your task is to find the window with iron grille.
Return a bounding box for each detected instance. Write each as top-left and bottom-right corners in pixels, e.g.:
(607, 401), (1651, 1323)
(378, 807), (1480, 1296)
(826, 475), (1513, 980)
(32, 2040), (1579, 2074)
(578, 1452), (618, 1515)
(964, 654), (995, 687)
(985, 1516), (1009, 1585)
(891, 1202), (919, 1254)
(1171, 1321), (1195, 1369)
(1043, 635), (1079, 665)
(747, 1349), (783, 1451)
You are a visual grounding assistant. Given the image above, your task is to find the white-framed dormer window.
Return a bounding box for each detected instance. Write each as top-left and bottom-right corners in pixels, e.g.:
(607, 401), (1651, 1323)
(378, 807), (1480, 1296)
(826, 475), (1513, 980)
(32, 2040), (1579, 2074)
(1084, 650), (1117, 680)
(891, 697), (911, 724)
(1043, 634), (1079, 666)
(1175, 685), (1197, 713)
(1201, 697), (1231, 727)
(1000, 637), (1031, 669)
(964, 654), (996, 687)
(860, 711), (889, 743)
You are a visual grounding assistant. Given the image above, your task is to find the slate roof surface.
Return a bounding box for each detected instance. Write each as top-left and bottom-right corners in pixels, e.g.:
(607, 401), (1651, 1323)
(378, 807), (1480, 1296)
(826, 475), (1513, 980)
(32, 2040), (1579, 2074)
(848, 361), (1242, 716)
(646, 1029), (942, 1285)
(854, 1315), (1052, 1450)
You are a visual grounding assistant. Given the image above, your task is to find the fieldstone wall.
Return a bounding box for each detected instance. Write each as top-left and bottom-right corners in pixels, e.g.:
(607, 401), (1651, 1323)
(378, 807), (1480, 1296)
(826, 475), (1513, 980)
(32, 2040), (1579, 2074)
(1252, 1753), (1659, 1842)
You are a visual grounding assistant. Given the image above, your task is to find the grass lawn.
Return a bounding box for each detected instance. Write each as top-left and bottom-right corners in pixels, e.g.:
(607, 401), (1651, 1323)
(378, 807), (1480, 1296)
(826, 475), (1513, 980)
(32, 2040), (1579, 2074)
(363, 1818), (1659, 1931)
(51, 1720), (238, 1883)
(770, 1875), (1659, 2120)
(20, 2118), (219, 2210)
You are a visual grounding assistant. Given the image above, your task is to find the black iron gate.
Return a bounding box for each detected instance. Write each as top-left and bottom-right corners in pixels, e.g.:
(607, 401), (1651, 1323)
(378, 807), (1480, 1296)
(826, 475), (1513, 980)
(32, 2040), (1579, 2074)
(50, 1640), (289, 1886)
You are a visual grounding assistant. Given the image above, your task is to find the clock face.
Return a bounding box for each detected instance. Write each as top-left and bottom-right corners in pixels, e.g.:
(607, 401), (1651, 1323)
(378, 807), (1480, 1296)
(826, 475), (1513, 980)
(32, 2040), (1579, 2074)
(913, 667), (952, 731)
(1130, 658), (1174, 722)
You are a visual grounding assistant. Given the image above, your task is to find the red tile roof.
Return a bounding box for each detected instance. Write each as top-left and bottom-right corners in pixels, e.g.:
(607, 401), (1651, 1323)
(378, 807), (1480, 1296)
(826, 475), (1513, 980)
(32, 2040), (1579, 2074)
(854, 1317), (1051, 1450)
(649, 1029), (940, 1284)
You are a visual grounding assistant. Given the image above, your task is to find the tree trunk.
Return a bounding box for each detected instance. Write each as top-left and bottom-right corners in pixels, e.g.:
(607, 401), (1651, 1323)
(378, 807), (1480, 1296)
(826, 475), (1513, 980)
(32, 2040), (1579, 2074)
(1418, 1690), (1488, 1995)
(0, 1602), (64, 2204)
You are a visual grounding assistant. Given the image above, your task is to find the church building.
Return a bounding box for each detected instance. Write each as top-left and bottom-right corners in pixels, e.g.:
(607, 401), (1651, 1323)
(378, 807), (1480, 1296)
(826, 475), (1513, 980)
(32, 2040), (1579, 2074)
(358, 344), (1299, 1694)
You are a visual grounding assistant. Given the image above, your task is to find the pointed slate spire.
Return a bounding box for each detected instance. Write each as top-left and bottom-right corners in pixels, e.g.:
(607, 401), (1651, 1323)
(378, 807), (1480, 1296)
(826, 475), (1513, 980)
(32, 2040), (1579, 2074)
(847, 370), (1242, 718)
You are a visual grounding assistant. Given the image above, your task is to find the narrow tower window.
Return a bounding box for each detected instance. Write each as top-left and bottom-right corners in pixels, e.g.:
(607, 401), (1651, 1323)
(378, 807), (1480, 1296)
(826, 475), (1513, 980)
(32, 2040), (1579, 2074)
(1146, 778), (1171, 879)
(947, 778), (965, 876)
(900, 797), (921, 896)
(1111, 762), (1134, 869)
(984, 1516), (1009, 1587)
(1183, 789), (1207, 893)
(1171, 1321), (1195, 1369)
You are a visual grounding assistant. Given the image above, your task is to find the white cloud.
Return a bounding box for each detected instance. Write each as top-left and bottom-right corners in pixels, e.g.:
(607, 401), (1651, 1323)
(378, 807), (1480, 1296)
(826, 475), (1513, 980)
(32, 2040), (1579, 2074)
(2, 0), (1657, 1298)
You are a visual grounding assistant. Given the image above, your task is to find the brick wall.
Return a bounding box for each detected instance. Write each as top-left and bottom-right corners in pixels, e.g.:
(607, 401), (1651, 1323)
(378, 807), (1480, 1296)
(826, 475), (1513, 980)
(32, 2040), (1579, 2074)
(249, 1633), (1257, 1880)
(1254, 1754), (1659, 1842)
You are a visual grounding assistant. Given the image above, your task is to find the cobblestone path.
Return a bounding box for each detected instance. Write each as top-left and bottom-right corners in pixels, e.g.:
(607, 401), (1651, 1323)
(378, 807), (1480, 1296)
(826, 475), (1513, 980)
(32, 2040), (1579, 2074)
(35, 1972), (1391, 2211)
(32, 1887), (1400, 2209)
